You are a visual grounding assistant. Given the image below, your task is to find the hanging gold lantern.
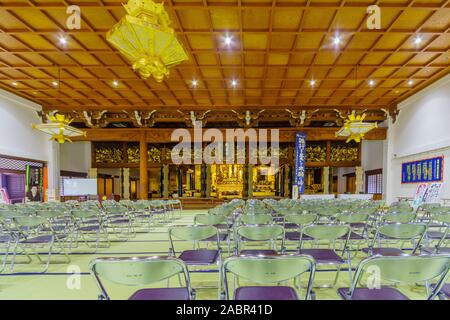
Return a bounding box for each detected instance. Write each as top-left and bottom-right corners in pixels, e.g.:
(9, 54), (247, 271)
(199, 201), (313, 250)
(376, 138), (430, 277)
(336, 111), (377, 143)
(106, 0), (189, 82)
(32, 113), (86, 144)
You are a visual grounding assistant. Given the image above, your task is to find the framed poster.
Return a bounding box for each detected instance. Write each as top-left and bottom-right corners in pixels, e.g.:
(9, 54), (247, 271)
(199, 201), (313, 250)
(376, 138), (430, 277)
(401, 156), (443, 184)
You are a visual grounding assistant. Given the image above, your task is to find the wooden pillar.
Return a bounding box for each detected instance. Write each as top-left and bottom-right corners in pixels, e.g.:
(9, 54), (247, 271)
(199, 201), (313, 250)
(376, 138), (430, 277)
(355, 166), (364, 194)
(205, 165), (211, 198)
(123, 168), (130, 199)
(177, 167), (183, 197)
(247, 164), (254, 198)
(201, 164), (207, 197)
(162, 164), (169, 198)
(139, 134), (148, 200)
(322, 166), (330, 194)
(274, 172), (280, 196)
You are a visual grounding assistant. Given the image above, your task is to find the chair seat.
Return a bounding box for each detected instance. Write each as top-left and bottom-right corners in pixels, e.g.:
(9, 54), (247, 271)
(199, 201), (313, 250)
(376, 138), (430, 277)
(43, 225), (67, 232)
(108, 218), (130, 225)
(235, 286), (298, 300)
(362, 247), (408, 256)
(340, 232), (364, 240)
(298, 249), (344, 264)
(239, 249), (277, 256)
(285, 232), (312, 241)
(427, 231), (450, 240)
(178, 249), (219, 265)
(440, 284), (450, 299)
(20, 235), (54, 244)
(0, 235), (11, 243)
(129, 288), (190, 300)
(422, 247), (450, 254)
(350, 222), (368, 228)
(78, 225), (100, 232)
(337, 287), (409, 300)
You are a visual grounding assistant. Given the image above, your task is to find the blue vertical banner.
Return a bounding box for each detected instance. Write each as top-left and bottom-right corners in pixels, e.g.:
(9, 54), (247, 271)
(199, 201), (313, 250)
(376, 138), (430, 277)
(293, 132), (307, 198)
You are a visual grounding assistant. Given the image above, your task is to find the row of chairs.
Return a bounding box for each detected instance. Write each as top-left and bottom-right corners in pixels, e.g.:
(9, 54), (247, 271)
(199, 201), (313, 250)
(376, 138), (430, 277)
(90, 253), (450, 300)
(0, 199), (183, 273)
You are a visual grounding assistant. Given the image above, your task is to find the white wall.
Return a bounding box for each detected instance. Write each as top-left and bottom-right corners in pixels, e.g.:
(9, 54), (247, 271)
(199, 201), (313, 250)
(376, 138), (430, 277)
(0, 89), (60, 194)
(60, 142), (91, 174)
(361, 140), (384, 172)
(0, 89), (50, 161)
(385, 74), (450, 204)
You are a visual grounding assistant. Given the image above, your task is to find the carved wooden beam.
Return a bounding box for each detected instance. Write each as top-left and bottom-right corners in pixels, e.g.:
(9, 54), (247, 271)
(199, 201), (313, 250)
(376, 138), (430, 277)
(72, 127), (387, 143)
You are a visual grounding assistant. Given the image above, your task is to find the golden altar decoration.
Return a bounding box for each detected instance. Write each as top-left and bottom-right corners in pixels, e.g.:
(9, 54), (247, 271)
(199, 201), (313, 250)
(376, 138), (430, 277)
(306, 144), (326, 162)
(95, 145), (123, 164)
(213, 165), (244, 199)
(336, 111), (377, 143)
(330, 144), (359, 162)
(32, 113), (86, 144)
(106, 0), (189, 82)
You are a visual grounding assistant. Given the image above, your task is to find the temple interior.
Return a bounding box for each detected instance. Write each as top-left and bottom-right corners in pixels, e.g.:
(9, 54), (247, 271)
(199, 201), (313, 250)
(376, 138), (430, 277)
(0, 0), (449, 302)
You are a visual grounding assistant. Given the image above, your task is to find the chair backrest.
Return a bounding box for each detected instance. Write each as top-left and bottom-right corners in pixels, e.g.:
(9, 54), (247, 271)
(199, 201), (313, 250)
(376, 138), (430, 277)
(90, 256), (191, 300)
(239, 214), (273, 225)
(236, 224), (284, 241)
(71, 209), (99, 219)
(169, 225), (218, 241)
(13, 216), (48, 228)
(194, 214), (227, 226)
(301, 224), (351, 241)
(315, 207), (340, 217)
(432, 212), (450, 224)
(284, 214), (317, 226)
(37, 209), (63, 219)
(382, 212), (416, 223)
(377, 223), (426, 240)
(221, 254), (316, 300)
(169, 225), (219, 253)
(347, 255), (450, 300)
(336, 213), (369, 224)
(373, 223), (427, 254)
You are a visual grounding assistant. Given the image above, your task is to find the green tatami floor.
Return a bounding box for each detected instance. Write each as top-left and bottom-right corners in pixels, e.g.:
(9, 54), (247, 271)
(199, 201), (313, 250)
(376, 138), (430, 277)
(0, 210), (429, 300)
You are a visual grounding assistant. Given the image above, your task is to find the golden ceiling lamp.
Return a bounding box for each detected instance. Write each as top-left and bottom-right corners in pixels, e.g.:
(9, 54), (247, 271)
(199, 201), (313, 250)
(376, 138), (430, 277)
(336, 111), (377, 143)
(32, 113), (86, 144)
(106, 0), (189, 82)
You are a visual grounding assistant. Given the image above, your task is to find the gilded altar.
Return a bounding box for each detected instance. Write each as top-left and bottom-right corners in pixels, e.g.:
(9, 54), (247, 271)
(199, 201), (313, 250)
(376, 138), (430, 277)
(212, 165), (244, 199)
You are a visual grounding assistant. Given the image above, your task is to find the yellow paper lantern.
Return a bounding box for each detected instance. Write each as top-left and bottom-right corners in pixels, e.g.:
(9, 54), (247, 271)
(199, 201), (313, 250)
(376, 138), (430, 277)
(336, 111), (378, 143)
(106, 0), (189, 82)
(32, 113), (86, 144)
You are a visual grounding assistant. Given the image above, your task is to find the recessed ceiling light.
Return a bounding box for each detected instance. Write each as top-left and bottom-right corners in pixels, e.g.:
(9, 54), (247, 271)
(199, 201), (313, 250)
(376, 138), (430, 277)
(309, 79), (316, 87)
(368, 79), (376, 87)
(191, 79), (198, 87)
(224, 34), (233, 47)
(414, 35), (422, 45)
(11, 81), (18, 87)
(230, 79), (238, 87)
(58, 36), (68, 46)
(112, 80), (119, 87)
(52, 81), (59, 87)
(408, 80), (414, 87)
(333, 35), (341, 46)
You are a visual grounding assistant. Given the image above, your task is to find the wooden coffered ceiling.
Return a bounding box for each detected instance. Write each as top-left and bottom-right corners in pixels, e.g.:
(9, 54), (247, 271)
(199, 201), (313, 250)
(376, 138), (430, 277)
(0, 0), (449, 128)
